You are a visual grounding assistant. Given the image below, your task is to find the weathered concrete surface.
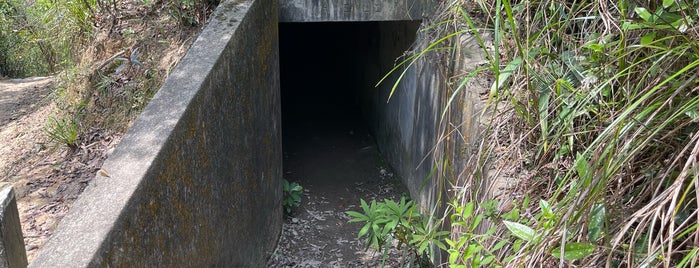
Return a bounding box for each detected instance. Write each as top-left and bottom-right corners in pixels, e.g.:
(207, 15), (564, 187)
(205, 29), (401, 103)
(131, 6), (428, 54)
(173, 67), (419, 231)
(29, 0), (282, 266)
(0, 186), (27, 268)
(279, 0), (437, 22)
(362, 21), (480, 221)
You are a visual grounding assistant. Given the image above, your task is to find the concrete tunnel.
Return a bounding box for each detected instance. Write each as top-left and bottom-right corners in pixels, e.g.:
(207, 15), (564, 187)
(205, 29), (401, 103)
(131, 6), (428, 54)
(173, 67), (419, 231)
(279, 21), (422, 180)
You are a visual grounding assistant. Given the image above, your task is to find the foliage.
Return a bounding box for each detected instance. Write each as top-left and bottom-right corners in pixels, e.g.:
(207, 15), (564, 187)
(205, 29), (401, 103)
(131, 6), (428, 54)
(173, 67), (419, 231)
(423, 0), (699, 266)
(44, 116), (80, 149)
(167, 0), (220, 26)
(114, 48), (143, 74)
(380, 0), (699, 266)
(0, 0), (95, 77)
(282, 179), (303, 214)
(346, 197), (448, 267)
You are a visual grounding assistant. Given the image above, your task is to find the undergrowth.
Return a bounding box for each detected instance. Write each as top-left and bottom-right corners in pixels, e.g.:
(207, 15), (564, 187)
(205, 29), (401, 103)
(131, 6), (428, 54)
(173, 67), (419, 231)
(446, 0), (699, 266)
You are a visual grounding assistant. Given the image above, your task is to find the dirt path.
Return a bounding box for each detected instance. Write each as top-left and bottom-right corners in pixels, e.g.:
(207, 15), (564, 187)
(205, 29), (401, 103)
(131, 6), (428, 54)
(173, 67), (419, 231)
(0, 78), (120, 261)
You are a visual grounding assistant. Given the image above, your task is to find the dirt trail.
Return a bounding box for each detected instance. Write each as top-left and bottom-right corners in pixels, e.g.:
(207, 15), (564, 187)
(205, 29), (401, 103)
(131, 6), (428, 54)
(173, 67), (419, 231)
(0, 77), (53, 126)
(0, 78), (119, 261)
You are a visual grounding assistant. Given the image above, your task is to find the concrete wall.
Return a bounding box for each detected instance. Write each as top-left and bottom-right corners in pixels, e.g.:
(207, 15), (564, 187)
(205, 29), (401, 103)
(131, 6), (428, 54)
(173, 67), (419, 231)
(363, 22), (480, 214)
(279, 0), (437, 22)
(29, 0), (282, 266)
(377, 25), (440, 209)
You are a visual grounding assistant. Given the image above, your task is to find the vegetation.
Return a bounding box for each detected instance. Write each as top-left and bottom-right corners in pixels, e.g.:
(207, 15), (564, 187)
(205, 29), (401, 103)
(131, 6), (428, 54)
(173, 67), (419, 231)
(347, 196), (449, 266)
(282, 179), (303, 215)
(358, 0), (699, 267)
(1, 0), (219, 147)
(0, 0), (94, 77)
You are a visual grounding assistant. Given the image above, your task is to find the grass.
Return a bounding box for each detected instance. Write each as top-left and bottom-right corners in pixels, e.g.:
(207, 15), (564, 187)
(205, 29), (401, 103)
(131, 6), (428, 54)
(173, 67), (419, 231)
(433, 0), (699, 266)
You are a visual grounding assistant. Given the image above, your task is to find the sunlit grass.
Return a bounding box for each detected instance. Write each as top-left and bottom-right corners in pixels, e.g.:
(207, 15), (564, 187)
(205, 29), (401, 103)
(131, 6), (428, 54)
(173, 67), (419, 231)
(439, 0), (699, 266)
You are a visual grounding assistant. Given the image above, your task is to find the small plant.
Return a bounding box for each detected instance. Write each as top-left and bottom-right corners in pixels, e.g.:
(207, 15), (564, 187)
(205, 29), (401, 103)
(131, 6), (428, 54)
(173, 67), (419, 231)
(282, 179), (302, 214)
(44, 115), (79, 149)
(114, 47), (143, 74)
(346, 197), (448, 267)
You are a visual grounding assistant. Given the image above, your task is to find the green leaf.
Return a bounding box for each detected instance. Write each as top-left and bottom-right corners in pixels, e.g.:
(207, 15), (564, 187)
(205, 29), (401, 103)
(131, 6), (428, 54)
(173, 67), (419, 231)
(503, 220), (536, 242)
(663, 0), (674, 8)
(463, 202), (474, 219)
(346, 211), (367, 222)
(471, 214), (484, 232)
(490, 57), (523, 97)
(685, 109), (699, 122)
(588, 203), (606, 241)
(677, 247), (699, 268)
(575, 153), (591, 187)
(640, 32), (655, 46)
(551, 242), (596, 260)
(492, 240), (508, 251)
(634, 7), (653, 22)
(539, 199), (552, 218)
(357, 223), (371, 238)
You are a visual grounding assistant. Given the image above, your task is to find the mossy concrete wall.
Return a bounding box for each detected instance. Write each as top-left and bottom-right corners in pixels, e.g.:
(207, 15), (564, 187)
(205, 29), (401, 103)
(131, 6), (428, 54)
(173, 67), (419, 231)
(29, 0), (282, 266)
(279, 0), (437, 22)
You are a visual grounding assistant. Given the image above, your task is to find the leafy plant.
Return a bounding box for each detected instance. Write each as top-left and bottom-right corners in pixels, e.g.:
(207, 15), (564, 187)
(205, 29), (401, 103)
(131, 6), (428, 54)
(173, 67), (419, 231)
(282, 179), (302, 214)
(44, 115), (79, 149)
(114, 47), (143, 74)
(346, 197), (448, 267)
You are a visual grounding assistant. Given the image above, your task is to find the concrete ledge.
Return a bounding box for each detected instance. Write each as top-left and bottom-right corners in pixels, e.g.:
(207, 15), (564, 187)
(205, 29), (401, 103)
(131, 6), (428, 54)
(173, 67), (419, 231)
(279, 0), (437, 22)
(29, 0), (282, 266)
(0, 187), (27, 268)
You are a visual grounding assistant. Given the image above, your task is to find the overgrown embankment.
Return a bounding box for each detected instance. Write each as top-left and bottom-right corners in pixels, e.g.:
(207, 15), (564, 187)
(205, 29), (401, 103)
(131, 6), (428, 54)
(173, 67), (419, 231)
(447, 0), (699, 267)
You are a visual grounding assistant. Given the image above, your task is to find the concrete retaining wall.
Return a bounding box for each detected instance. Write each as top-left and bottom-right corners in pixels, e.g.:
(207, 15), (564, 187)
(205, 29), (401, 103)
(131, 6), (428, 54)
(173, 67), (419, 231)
(29, 0), (282, 266)
(355, 21), (438, 208)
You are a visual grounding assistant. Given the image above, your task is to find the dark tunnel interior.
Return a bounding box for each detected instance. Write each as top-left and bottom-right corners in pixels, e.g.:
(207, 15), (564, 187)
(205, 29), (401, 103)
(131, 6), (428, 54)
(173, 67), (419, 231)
(279, 21), (420, 143)
(278, 21), (420, 191)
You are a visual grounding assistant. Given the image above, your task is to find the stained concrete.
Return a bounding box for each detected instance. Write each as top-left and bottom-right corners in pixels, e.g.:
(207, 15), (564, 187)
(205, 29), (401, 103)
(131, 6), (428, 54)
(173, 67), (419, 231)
(279, 0), (437, 22)
(29, 0), (282, 266)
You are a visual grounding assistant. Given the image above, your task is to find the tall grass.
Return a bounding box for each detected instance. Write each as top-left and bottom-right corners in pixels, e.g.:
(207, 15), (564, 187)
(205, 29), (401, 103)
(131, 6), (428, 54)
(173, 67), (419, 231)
(440, 0), (699, 266)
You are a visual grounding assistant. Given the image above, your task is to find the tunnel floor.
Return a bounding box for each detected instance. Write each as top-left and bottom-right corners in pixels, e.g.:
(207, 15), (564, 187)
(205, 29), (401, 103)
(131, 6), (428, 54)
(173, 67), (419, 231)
(268, 113), (409, 267)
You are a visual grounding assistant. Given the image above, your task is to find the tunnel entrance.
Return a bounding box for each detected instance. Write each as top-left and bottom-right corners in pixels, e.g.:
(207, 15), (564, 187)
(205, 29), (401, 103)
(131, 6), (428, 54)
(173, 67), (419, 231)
(272, 21), (421, 265)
